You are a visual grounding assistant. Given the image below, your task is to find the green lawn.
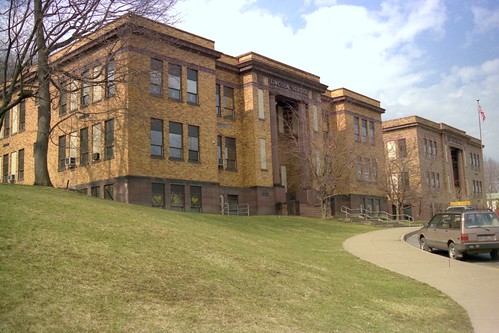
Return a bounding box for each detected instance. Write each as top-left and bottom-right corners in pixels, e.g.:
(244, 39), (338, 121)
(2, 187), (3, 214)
(0, 185), (472, 332)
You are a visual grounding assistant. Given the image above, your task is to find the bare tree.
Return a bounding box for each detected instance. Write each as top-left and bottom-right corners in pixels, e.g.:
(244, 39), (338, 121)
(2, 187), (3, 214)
(484, 157), (499, 194)
(380, 138), (425, 220)
(0, 0), (180, 186)
(280, 101), (356, 219)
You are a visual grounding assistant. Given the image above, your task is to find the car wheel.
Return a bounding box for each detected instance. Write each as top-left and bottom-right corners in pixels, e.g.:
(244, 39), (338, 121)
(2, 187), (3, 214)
(491, 250), (499, 260)
(448, 242), (461, 260)
(419, 236), (430, 251)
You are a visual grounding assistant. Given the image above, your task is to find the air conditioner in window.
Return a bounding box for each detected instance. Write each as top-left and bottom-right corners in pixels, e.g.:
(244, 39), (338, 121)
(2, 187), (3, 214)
(7, 174), (15, 183)
(92, 153), (100, 162)
(65, 157), (76, 168)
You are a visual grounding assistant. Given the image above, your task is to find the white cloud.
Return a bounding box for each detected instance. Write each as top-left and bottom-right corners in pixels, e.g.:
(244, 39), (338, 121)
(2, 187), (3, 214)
(175, 0), (499, 160)
(472, 6), (499, 33)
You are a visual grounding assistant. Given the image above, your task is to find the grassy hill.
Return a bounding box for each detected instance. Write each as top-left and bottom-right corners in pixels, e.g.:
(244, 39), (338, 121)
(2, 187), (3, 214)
(0, 185), (472, 332)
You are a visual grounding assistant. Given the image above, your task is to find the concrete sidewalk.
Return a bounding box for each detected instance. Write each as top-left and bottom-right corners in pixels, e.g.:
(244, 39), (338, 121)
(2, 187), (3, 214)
(343, 227), (499, 333)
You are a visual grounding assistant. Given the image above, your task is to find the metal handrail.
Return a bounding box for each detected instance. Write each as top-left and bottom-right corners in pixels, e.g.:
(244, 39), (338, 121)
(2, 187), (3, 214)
(222, 203), (249, 216)
(341, 206), (414, 223)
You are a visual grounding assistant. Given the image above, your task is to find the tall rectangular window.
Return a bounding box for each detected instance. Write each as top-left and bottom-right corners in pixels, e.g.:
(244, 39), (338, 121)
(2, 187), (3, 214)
(168, 63), (181, 100)
(190, 186), (202, 212)
(81, 70), (90, 107)
(217, 135), (223, 169)
(369, 121), (374, 145)
(10, 151), (17, 181)
(18, 149), (24, 181)
(354, 116), (359, 142)
(59, 80), (67, 115)
(69, 80), (78, 112)
(402, 171), (410, 189)
(92, 66), (103, 102)
(188, 125), (199, 162)
(216, 84), (221, 116)
(260, 138), (267, 170)
(2, 154), (8, 183)
(169, 121), (183, 160)
(58, 135), (66, 171)
(150, 118), (163, 157)
(223, 86), (234, 119)
(19, 101), (25, 132)
(104, 119), (114, 159)
(69, 132), (77, 164)
(225, 137), (237, 171)
(106, 59), (116, 97)
(4, 109), (10, 137)
(80, 127), (89, 165)
(361, 119), (367, 142)
(92, 123), (102, 161)
(11, 105), (18, 135)
(187, 68), (198, 104)
(171, 184), (185, 211)
(150, 58), (163, 95)
(152, 183), (165, 208)
(398, 138), (407, 158)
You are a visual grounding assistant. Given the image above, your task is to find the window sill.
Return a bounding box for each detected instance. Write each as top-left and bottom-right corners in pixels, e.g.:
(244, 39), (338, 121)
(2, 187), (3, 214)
(187, 101), (200, 107)
(169, 157), (184, 162)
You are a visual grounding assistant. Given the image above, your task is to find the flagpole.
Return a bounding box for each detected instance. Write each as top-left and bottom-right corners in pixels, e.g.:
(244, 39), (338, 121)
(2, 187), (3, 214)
(477, 99), (483, 143)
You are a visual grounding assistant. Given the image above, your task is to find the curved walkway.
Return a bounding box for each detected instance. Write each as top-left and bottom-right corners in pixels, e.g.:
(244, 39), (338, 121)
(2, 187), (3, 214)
(343, 227), (499, 333)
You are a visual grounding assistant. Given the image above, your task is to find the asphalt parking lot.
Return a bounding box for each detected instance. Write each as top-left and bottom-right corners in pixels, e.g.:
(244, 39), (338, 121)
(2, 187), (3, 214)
(406, 232), (499, 269)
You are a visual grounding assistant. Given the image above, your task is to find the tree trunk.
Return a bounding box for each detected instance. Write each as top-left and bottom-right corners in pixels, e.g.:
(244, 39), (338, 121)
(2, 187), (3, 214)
(33, 0), (53, 186)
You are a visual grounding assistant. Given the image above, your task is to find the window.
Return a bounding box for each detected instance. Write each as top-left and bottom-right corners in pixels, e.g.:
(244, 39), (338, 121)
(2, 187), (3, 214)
(372, 159), (378, 179)
(59, 80), (67, 115)
(152, 183), (165, 208)
(188, 125), (199, 162)
(168, 63), (181, 100)
(69, 80), (78, 112)
(2, 154), (8, 183)
(387, 141), (396, 160)
(10, 151), (17, 182)
(171, 184), (185, 211)
(104, 184), (114, 200)
(227, 194), (239, 215)
(190, 186), (202, 212)
(369, 121), (374, 145)
(361, 119), (367, 142)
(81, 70), (90, 107)
(217, 135), (223, 169)
(398, 138), (407, 158)
(19, 101), (25, 132)
(364, 158), (370, 181)
(92, 66), (103, 102)
(92, 123), (102, 161)
(106, 59), (116, 97)
(223, 86), (234, 119)
(216, 84), (221, 116)
(4, 109), (10, 137)
(187, 68), (198, 104)
(357, 157), (363, 180)
(354, 116), (360, 142)
(80, 128), (89, 165)
(150, 58), (163, 95)
(169, 121), (183, 160)
(151, 119), (163, 157)
(58, 135), (66, 171)
(91, 186), (100, 198)
(260, 138), (267, 170)
(258, 89), (265, 119)
(11, 104), (18, 134)
(225, 137), (237, 171)
(104, 119), (114, 159)
(69, 132), (77, 164)
(18, 149), (24, 181)
(401, 172), (410, 189)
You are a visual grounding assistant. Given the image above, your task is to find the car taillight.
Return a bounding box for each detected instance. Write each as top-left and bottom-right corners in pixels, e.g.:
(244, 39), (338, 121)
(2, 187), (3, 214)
(460, 233), (469, 241)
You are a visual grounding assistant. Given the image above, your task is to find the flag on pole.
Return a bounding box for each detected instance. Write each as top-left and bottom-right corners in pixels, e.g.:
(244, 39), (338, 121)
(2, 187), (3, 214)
(478, 103), (486, 121)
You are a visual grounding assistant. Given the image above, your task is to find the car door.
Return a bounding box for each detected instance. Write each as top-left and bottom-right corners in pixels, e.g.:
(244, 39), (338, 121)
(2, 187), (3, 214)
(434, 213), (453, 250)
(425, 214), (442, 249)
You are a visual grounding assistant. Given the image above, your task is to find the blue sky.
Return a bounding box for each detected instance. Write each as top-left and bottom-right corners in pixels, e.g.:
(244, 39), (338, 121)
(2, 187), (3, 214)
(175, 0), (499, 161)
